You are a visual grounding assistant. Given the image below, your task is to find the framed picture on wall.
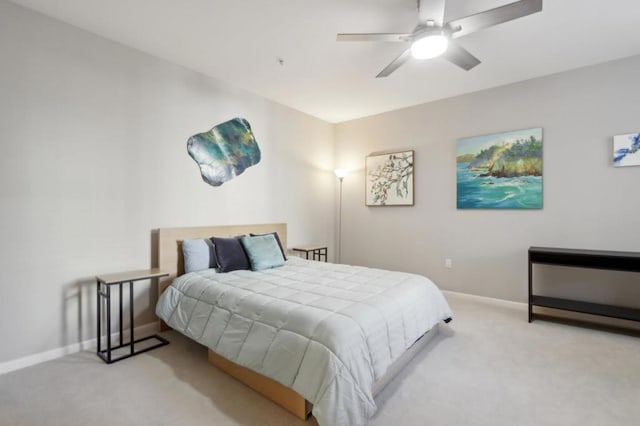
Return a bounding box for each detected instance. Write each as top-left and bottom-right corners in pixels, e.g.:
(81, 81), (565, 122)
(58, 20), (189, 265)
(613, 131), (640, 167)
(456, 127), (543, 209)
(365, 150), (414, 206)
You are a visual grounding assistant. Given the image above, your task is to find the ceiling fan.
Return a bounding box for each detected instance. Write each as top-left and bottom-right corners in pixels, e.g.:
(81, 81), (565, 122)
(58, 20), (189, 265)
(337, 0), (543, 77)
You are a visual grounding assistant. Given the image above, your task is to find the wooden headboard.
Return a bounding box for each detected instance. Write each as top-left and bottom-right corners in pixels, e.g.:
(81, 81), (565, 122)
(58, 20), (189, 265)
(155, 223), (287, 295)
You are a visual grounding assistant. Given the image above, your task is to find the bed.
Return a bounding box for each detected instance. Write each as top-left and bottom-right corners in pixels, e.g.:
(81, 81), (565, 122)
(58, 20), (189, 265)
(154, 223), (452, 426)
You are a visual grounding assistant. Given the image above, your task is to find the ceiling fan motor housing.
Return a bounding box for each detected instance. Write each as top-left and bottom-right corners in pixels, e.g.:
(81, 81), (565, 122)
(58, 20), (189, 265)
(336, 0), (543, 77)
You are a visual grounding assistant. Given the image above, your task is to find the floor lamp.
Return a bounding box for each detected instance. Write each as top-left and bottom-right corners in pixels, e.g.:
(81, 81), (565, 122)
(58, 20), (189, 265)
(334, 169), (348, 263)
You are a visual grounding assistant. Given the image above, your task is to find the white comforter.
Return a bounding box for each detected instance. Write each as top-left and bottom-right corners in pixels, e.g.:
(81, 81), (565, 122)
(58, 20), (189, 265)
(156, 257), (452, 425)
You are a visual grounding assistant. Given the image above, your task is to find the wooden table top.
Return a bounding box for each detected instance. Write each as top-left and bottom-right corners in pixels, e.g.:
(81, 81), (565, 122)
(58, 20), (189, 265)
(96, 268), (169, 285)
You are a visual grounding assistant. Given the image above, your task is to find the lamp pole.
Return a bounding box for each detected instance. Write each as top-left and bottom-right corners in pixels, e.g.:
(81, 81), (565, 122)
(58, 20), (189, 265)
(337, 176), (344, 263)
(334, 169), (348, 263)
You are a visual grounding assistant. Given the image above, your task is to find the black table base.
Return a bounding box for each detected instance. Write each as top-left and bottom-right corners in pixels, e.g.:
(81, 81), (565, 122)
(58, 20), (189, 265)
(97, 279), (169, 364)
(528, 246), (640, 329)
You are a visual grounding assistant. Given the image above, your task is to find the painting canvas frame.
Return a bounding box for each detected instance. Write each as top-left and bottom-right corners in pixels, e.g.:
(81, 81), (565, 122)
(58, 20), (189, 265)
(365, 150), (414, 206)
(456, 128), (543, 209)
(613, 132), (640, 167)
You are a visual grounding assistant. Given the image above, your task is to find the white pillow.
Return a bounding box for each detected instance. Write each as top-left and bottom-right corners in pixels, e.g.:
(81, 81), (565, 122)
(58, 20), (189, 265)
(182, 239), (216, 273)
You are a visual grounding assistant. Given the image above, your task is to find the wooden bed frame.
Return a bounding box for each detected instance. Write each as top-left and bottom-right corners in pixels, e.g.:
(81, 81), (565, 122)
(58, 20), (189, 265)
(155, 223), (439, 420)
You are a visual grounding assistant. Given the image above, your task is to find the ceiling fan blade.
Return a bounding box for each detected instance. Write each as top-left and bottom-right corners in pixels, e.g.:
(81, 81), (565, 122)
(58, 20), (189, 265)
(446, 0), (542, 39)
(443, 42), (481, 71)
(376, 49), (412, 78)
(337, 33), (411, 42)
(418, 0), (446, 26)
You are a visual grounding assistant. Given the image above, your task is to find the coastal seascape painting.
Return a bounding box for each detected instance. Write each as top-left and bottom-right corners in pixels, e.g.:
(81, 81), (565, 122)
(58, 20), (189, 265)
(457, 128), (543, 209)
(613, 132), (640, 167)
(366, 150), (414, 206)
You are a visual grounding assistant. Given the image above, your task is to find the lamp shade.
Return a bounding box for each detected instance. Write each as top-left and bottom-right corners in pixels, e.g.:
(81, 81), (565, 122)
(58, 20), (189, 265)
(334, 169), (349, 179)
(411, 34), (449, 60)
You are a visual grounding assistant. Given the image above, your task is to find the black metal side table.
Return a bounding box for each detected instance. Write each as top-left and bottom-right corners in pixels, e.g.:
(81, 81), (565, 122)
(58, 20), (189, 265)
(291, 246), (328, 262)
(96, 268), (170, 364)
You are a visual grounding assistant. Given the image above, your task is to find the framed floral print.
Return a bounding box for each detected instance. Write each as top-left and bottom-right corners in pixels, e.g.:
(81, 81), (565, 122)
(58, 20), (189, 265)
(365, 150), (414, 206)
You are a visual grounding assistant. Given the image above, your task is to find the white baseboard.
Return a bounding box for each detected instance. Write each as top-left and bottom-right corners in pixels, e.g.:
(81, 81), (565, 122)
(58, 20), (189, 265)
(0, 322), (159, 376)
(442, 289), (527, 309)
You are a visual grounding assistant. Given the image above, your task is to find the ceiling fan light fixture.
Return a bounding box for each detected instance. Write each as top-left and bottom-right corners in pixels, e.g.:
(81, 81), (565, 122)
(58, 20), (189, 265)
(410, 34), (449, 60)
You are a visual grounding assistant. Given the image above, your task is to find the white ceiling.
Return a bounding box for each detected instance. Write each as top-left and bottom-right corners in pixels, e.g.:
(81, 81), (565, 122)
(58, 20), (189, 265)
(9, 0), (640, 123)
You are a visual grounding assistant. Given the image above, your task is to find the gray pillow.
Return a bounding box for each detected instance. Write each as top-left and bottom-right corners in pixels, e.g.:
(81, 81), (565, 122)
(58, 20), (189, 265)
(182, 239), (216, 273)
(211, 236), (250, 272)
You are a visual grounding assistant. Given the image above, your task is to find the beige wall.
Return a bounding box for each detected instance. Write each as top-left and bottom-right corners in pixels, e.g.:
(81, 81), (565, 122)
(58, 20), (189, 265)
(2, 0), (640, 366)
(335, 55), (640, 305)
(0, 1), (334, 363)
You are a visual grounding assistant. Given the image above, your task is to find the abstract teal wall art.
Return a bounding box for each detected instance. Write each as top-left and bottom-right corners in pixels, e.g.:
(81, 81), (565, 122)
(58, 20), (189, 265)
(457, 128), (543, 209)
(613, 132), (640, 167)
(187, 117), (261, 187)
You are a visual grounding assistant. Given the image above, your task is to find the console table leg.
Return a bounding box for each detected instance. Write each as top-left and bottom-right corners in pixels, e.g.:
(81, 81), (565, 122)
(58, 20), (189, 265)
(528, 256), (533, 323)
(96, 280), (101, 353)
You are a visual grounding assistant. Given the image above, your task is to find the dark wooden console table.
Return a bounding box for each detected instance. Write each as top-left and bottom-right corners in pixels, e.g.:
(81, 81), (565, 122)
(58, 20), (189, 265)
(528, 247), (640, 325)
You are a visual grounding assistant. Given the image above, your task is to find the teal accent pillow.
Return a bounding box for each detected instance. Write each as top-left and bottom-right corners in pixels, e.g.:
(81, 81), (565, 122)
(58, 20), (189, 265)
(250, 232), (287, 260)
(240, 234), (285, 271)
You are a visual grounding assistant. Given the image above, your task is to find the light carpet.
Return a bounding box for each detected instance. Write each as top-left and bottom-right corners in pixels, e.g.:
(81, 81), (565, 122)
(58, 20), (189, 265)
(1, 292), (639, 426)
